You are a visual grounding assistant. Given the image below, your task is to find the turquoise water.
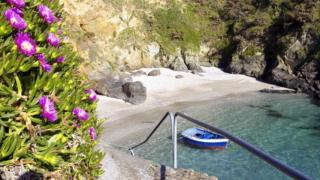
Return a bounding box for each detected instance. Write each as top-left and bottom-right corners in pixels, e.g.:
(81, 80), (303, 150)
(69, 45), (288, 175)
(121, 93), (320, 179)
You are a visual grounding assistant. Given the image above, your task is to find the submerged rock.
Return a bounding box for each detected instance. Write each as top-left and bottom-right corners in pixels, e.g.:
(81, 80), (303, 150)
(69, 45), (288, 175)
(259, 88), (296, 94)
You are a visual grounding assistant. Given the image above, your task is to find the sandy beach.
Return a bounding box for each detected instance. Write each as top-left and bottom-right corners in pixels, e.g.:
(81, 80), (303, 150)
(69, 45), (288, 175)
(96, 67), (291, 179)
(96, 67), (289, 122)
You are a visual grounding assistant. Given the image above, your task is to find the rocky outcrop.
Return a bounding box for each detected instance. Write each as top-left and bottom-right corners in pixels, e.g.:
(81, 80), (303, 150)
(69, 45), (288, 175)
(213, 0), (320, 99)
(61, 0), (320, 99)
(161, 54), (189, 72)
(184, 54), (204, 73)
(228, 54), (265, 78)
(60, 0), (162, 72)
(94, 72), (133, 100)
(122, 82), (147, 104)
(99, 147), (218, 180)
(131, 70), (147, 76)
(160, 50), (204, 72)
(151, 165), (217, 180)
(92, 72), (146, 104)
(259, 88), (296, 94)
(148, 69), (161, 76)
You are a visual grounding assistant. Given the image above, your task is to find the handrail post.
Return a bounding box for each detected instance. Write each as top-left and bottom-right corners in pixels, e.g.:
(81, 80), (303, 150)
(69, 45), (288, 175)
(170, 112), (178, 168)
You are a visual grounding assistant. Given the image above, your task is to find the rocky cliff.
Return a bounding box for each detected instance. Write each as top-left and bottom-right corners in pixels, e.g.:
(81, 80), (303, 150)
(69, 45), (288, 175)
(60, 0), (320, 99)
(217, 0), (320, 99)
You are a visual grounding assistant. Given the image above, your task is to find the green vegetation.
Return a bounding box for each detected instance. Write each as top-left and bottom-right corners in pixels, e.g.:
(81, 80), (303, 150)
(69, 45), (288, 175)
(0, 0), (103, 178)
(242, 45), (263, 57)
(149, 2), (201, 53)
(145, 0), (230, 54)
(116, 27), (139, 48)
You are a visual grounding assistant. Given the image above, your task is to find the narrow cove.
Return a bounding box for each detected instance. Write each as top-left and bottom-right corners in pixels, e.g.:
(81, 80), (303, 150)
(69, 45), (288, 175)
(112, 93), (320, 180)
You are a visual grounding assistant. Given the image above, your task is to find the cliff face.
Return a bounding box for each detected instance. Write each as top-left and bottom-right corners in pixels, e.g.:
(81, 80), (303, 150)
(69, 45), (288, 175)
(216, 0), (320, 99)
(59, 0), (212, 75)
(61, 0), (320, 99)
(59, 0), (160, 72)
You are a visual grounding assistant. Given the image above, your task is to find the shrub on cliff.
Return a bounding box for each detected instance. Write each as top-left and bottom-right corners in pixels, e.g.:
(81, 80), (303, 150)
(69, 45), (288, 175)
(0, 0), (103, 178)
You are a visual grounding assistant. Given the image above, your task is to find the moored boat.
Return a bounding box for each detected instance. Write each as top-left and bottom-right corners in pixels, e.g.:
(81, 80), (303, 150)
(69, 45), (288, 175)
(181, 128), (229, 149)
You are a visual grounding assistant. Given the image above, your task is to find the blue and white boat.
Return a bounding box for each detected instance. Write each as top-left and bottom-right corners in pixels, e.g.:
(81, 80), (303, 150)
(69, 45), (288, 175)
(181, 128), (229, 149)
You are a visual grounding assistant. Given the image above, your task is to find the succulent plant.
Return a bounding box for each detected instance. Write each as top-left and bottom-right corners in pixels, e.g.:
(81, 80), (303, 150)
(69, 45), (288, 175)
(0, 0), (104, 178)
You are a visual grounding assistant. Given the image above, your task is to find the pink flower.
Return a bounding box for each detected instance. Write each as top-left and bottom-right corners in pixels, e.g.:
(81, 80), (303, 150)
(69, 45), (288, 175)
(4, 8), (27, 30)
(56, 56), (65, 63)
(35, 53), (52, 72)
(89, 127), (97, 141)
(37, 4), (56, 24)
(6, 0), (25, 9)
(85, 89), (97, 102)
(47, 33), (60, 47)
(39, 96), (58, 122)
(72, 108), (89, 121)
(14, 32), (37, 56)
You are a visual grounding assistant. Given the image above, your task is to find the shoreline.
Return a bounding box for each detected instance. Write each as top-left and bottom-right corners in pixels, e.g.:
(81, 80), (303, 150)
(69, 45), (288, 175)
(96, 67), (292, 179)
(96, 67), (290, 122)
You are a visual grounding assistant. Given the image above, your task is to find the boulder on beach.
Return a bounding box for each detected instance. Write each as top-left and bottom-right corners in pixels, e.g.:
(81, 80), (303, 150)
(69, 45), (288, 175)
(184, 54), (203, 72)
(131, 70), (147, 76)
(148, 69), (161, 76)
(122, 81), (147, 104)
(94, 72), (147, 104)
(94, 72), (133, 100)
(175, 75), (184, 79)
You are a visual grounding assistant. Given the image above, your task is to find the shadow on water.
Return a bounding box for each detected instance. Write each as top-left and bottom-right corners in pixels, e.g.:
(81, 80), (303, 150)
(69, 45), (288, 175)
(310, 98), (320, 107)
(309, 131), (320, 137)
(266, 109), (284, 118)
(247, 104), (272, 109)
(294, 114), (320, 136)
(247, 104), (297, 120)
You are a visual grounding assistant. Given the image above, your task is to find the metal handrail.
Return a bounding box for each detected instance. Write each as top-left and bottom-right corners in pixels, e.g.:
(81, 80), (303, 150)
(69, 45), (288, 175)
(128, 112), (311, 180)
(128, 112), (170, 155)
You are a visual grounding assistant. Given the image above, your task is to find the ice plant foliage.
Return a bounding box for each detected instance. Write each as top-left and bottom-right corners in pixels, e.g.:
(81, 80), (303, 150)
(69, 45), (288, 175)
(47, 33), (60, 47)
(37, 4), (56, 24)
(6, 0), (25, 9)
(73, 108), (89, 121)
(39, 96), (58, 122)
(89, 127), (97, 141)
(0, 1), (103, 178)
(4, 8), (27, 30)
(86, 89), (97, 102)
(14, 32), (37, 56)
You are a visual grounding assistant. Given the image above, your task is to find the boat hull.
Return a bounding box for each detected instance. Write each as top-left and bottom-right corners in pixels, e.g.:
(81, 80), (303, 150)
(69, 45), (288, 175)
(182, 137), (228, 149)
(181, 128), (229, 149)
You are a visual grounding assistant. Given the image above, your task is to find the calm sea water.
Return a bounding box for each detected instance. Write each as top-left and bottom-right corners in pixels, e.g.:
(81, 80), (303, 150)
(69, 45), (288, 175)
(118, 93), (320, 180)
